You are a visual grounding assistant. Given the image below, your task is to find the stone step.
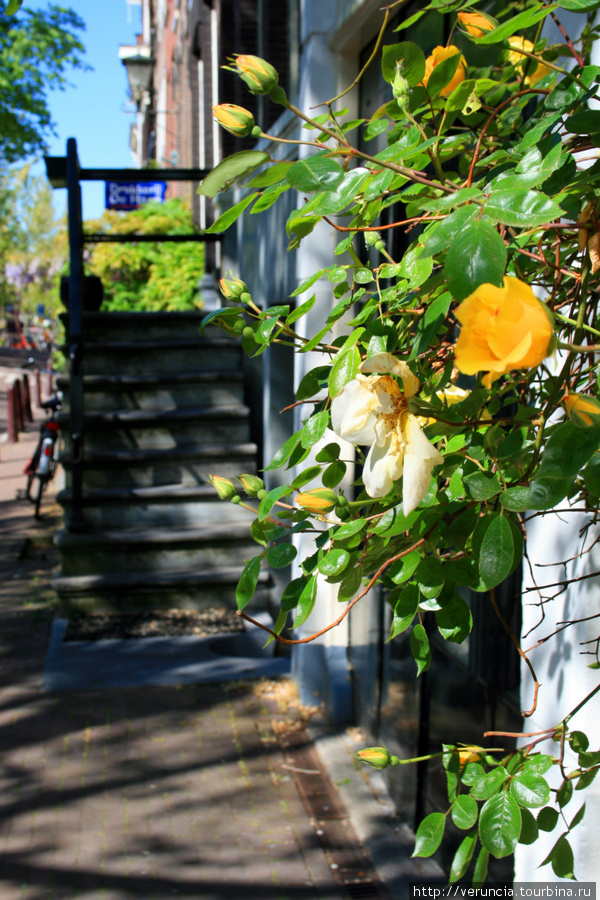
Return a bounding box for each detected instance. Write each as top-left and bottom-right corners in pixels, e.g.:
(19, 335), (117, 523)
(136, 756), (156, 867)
(55, 523), (258, 577)
(76, 339), (242, 376)
(57, 484), (250, 529)
(59, 441), (258, 489)
(52, 566), (272, 616)
(57, 371), (245, 411)
(60, 404), (251, 450)
(64, 310), (217, 342)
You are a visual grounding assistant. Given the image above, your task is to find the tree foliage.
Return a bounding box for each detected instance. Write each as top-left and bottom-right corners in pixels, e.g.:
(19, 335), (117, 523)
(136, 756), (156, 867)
(86, 199), (205, 312)
(0, 1), (87, 163)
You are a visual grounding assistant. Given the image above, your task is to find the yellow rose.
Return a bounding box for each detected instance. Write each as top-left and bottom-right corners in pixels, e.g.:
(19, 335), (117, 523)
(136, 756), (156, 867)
(457, 11), (495, 37)
(508, 36), (552, 86)
(454, 276), (553, 387)
(422, 46), (467, 97)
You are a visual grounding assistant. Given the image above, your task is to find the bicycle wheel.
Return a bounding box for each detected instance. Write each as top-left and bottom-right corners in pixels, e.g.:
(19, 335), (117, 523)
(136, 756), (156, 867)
(34, 474), (48, 519)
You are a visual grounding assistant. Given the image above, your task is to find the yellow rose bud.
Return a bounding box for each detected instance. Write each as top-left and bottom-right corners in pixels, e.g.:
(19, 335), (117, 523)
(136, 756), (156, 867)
(240, 473), (265, 496)
(295, 488), (337, 514)
(564, 393), (600, 428)
(422, 46), (466, 98)
(212, 103), (256, 138)
(234, 54), (279, 95)
(357, 747), (395, 769)
(507, 36), (552, 86)
(209, 475), (238, 501)
(219, 275), (250, 302)
(454, 276), (553, 388)
(457, 745), (482, 767)
(457, 11), (495, 37)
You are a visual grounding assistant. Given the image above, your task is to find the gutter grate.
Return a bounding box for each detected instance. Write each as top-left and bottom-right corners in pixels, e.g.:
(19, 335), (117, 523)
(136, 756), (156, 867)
(276, 726), (391, 900)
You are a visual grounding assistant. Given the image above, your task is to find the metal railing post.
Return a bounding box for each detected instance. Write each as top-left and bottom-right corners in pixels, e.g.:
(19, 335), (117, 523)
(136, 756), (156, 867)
(66, 137), (86, 533)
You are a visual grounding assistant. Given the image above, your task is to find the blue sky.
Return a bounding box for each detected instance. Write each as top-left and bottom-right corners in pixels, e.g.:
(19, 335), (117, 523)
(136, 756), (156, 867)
(27, 0), (144, 221)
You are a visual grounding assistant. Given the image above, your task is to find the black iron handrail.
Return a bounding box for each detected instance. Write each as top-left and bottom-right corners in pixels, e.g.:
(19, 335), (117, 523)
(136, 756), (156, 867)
(46, 138), (222, 533)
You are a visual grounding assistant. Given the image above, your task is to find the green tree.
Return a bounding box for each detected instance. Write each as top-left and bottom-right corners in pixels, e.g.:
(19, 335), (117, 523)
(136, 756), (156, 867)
(3, 164), (67, 316)
(0, 1), (86, 163)
(85, 199), (205, 312)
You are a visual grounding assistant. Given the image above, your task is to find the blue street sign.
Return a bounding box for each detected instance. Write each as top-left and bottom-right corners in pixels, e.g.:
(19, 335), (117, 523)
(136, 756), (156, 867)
(105, 181), (167, 210)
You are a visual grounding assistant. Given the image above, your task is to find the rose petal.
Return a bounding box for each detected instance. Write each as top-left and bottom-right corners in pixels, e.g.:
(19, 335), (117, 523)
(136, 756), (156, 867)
(402, 415), (443, 516)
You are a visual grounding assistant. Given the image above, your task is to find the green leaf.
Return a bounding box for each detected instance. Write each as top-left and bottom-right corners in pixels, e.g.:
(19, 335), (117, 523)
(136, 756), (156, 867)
(557, 778), (573, 808)
(519, 808), (539, 845)
(257, 485), (291, 521)
(296, 365), (330, 401)
(451, 795), (479, 830)
(559, 0), (600, 12)
(479, 514), (515, 591)
(290, 270), (328, 298)
(251, 182), (290, 214)
(318, 548), (350, 578)
(300, 323), (331, 352)
(470, 766), (509, 801)
(322, 460), (347, 488)
(426, 52), (463, 101)
(412, 812), (446, 858)
(300, 410), (329, 450)
(436, 593), (473, 643)
(418, 206), (478, 258)
(474, 4), (558, 44)
(537, 806), (559, 832)
(444, 218), (506, 302)
(388, 584), (419, 640)
(7, 0), (23, 12)
(287, 293), (317, 326)
(315, 442), (340, 463)
(484, 189), (564, 228)
(473, 847), (489, 887)
(267, 542), (298, 569)
(247, 161), (293, 188)
(415, 556), (444, 599)
(463, 471), (502, 501)
(292, 575), (318, 628)
(479, 792), (521, 859)
(264, 431), (302, 470)
(510, 772), (551, 809)
(381, 42), (426, 87)
(500, 486), (530, 512)
(286, 156), (345, 193)
(310, 169), (371, 216)
(570, 802), (586, 830)
(334, 518), (366, 541)
(551, 835), (575, 879)
(449, 831), (478, 883)
(206, 192), (260, 233)
(251, 519), (286, 548)
(529, 422), (600, 509)
(236, 557), (262, 610)
(197, 151), (270, 197)
(523, 754), (554, 775)
(398, 245), (433, 289)
(329, 347), (360, 398)
(410, 623), (431, 676)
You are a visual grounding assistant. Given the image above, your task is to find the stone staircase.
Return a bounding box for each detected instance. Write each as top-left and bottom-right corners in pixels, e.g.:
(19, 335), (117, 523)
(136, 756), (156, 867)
(53, 311), (268, 615)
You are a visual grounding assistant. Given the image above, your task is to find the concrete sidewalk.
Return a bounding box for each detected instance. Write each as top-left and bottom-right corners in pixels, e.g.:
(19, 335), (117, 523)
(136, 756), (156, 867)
(0, 369), (406, 899)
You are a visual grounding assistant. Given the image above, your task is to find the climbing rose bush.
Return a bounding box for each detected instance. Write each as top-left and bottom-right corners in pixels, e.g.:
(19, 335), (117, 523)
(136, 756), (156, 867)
(200, 0), (600, 884)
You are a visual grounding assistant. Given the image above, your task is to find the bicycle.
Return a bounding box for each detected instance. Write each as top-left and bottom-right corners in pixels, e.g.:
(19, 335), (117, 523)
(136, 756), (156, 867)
(21, 393), (62, 519)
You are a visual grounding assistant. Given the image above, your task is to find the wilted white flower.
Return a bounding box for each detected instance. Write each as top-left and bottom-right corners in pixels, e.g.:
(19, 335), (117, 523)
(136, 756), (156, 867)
(331, 352), (443, 515)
